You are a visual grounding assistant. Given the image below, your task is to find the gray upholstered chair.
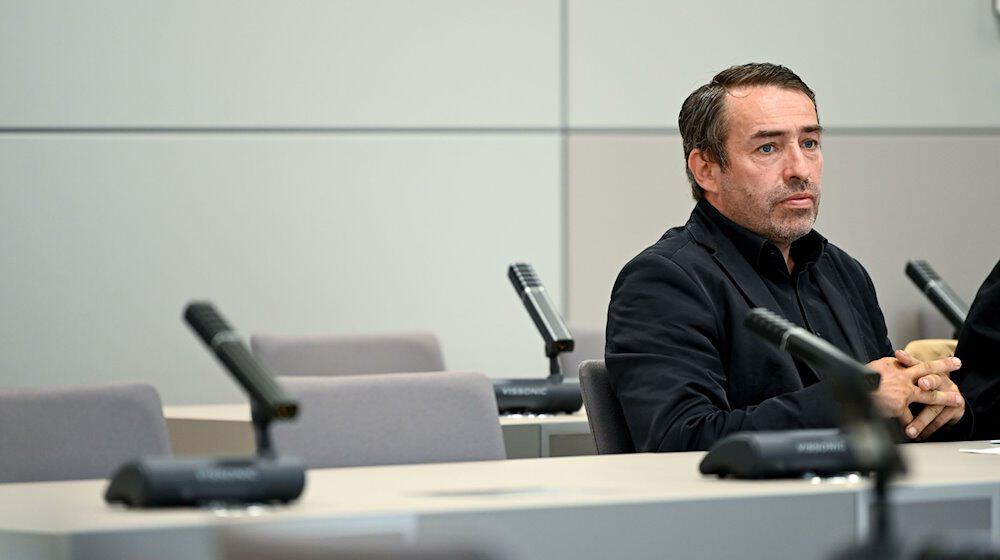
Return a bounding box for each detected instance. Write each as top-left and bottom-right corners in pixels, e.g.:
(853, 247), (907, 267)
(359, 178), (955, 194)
(0, 383), (171, 483)
(557, 325), (604, 378)
(578, 360), (635, 454)
(251, 331), (445, 376)
(273, 372), (506, 468)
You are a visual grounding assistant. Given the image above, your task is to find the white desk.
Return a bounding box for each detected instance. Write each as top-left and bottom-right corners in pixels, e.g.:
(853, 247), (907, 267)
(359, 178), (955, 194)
(0, 442), (997, 560)
(163, 404), (595, 459)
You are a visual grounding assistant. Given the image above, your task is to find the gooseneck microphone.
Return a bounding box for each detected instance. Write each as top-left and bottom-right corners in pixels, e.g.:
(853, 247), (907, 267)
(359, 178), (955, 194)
(491, 263), (583, 414)
(508, 263), (574, 377)
(702, 308), (902, 482)
(905, 260), (969, 332)
(743, 308), (880, 392)
(184, 302), (297, 421)
(104, 302), (305, 508)
(739, 308), (906, 554)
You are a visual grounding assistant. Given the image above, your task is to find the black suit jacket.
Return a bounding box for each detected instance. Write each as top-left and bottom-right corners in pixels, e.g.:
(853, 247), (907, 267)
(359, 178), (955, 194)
(954, 259), (1000, 439)
(606, 202), (894, 452)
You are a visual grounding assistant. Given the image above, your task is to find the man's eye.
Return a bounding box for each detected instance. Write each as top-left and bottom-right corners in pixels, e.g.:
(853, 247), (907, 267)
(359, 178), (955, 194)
(759, 144), (775, 154)
(803, 139), (818, 149)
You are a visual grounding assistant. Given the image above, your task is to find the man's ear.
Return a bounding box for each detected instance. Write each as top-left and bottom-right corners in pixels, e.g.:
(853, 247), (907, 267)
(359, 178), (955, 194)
(688, 148), (721, 195)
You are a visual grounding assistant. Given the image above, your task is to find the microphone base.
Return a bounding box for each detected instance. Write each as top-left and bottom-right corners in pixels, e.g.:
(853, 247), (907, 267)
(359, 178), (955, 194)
(699, 429), (864, 479)
(105, 455), (306, 508)
(493, 378), (583, 414)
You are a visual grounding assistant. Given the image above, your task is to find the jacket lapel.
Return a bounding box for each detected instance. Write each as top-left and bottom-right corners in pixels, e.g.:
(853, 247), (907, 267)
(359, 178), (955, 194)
(686, 202), (864, 363)
(686, 206), (784, 314)
(814, 258), (867, 362)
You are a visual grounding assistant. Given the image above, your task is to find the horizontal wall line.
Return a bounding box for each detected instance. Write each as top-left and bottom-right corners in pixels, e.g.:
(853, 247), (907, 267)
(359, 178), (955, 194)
(569, 126), (1000, 136)
(0, 126), (565, 135)
(2, 126), (999, 136)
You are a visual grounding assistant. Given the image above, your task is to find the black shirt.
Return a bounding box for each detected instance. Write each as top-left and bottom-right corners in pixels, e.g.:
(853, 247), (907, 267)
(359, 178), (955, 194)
(703, 201), (853, 385)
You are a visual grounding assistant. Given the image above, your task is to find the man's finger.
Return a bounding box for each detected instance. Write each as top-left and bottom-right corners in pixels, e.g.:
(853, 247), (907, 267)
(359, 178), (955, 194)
(895, 349), (920, 367)
(911, 389), (962, 407)
(917, 374), (943, 391)
(897, 407), (914, 427)
(906, 357), (962, 380)
(917, 406), (961, 440)
(906, 404), (944, 439)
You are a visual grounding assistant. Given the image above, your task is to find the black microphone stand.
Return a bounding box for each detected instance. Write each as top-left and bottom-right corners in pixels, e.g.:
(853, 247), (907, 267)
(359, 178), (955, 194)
(739, 308), (906, 558)
(829, 421), (904, 560)
(250, 404), (277, 458)
(545, 339), (569, 382)
(492, 263), (582, 414)
(103, 302), (306, 508)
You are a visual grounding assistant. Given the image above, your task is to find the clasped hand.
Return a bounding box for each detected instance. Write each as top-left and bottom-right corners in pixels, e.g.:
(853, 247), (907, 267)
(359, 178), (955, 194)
(866, 350), (964, 441)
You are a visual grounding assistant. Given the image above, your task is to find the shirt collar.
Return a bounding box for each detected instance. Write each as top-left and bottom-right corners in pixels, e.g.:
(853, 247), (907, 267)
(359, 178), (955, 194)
(696, 199), (827, 274)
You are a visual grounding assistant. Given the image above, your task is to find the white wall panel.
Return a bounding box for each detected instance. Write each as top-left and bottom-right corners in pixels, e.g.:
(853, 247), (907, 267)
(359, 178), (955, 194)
(569, 0), (1000, 128)
(0, 134), (562, 404)
(568, 133), (1000, 347)
(0, 1), (559, 127)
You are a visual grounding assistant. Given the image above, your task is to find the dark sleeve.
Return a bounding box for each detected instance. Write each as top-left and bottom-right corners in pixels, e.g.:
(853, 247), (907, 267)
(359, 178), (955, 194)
(606, 251), (839, 452)
(953, 259), (1000, 440)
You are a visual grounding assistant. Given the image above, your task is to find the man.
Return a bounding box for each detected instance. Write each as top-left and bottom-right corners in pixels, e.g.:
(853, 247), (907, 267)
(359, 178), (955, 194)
(605, 63), (969, 452)
(954, 259), (1000, 439)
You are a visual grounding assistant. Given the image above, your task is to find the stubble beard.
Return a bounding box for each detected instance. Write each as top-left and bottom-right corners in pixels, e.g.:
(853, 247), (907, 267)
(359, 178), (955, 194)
(725, 179), (821, 247)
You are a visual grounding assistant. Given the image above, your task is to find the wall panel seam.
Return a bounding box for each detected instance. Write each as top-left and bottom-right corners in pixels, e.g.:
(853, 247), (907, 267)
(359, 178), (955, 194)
(4, 127), (999, 136)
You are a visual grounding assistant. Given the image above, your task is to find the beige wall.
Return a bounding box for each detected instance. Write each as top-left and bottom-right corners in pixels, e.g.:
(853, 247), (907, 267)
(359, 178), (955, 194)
(567, 132), (1000, 346)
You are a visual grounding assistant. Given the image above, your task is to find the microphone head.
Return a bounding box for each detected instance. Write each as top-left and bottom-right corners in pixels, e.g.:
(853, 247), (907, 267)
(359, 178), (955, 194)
(184, 301), (233, 347)
(743, 308), (794, 349)
(905, 260), (939, 289)
(507, 262), (574, 361)
(508, 262), (542, 292)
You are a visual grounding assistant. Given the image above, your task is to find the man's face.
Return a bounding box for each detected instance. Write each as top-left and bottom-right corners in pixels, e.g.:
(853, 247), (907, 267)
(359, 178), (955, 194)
(705, 85), (823, 248)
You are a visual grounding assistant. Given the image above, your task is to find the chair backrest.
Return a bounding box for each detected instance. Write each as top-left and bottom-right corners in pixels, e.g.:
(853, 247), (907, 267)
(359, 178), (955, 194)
(557, 325), (605, 378)
(273, 372), (506, 468)
(904, 338), (958, 362)
(251, 331), (446, 376)
(0, 383), (171, 483)
(578, 360), (635, 454)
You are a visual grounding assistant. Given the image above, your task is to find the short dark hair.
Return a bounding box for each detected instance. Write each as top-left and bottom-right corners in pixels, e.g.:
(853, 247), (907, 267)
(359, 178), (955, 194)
(678, 63), (818, 200)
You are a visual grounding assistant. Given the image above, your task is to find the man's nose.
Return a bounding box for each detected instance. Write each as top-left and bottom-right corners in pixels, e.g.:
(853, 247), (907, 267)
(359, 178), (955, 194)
(782, 145), (812, 184)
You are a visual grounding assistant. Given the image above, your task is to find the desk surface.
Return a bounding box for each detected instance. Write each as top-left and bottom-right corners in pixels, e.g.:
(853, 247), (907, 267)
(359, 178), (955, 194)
(1, 441), (997, 535)
(5, 441), (1000, 560)
(163, 404), (589, 427)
